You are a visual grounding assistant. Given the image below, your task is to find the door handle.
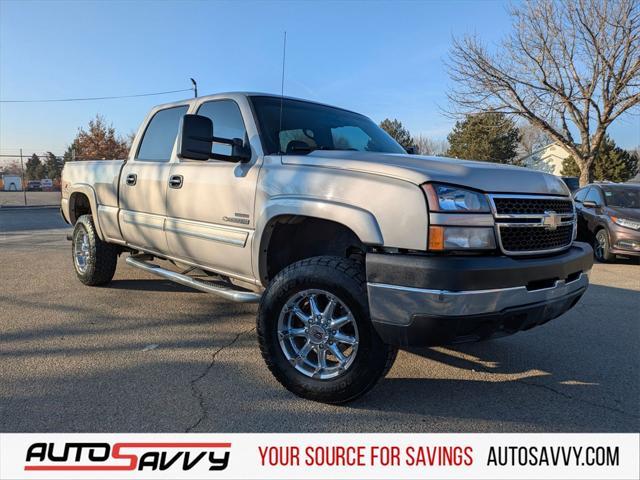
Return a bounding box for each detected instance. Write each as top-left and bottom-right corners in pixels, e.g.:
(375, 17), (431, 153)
(169, 175), (183, 189)
(126, 173), (137, 186)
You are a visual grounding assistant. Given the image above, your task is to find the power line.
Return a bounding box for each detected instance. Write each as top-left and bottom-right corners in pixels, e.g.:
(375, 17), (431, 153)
(0, 88), (194, 103)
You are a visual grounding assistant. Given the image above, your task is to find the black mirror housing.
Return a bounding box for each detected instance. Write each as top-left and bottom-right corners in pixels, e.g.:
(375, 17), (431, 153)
(178, 114), (213, 161)
(406, 146), (417, 154)
(231, 138), (252, 163)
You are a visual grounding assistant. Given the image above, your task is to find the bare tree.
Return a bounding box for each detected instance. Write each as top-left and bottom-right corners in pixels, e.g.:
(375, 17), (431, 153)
(413, 134), (449, 156)
(518, 122), (552, 157)
(447, 0), (640, 185)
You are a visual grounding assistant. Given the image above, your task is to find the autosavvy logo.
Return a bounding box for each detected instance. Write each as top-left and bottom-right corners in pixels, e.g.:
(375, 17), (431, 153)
(24, 442), (231, 472)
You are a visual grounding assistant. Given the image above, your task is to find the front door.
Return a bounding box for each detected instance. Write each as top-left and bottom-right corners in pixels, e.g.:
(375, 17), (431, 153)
(165, 99), (259, 281)
(119, 104), (188, 253)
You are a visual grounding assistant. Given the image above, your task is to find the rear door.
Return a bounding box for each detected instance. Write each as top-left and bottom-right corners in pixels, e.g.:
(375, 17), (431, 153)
(165, 98), (260, 281)
(119, 104), (188, 253)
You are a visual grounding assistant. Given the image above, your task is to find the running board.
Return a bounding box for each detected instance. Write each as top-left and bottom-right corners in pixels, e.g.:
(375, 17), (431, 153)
(125, 255), (261, 303)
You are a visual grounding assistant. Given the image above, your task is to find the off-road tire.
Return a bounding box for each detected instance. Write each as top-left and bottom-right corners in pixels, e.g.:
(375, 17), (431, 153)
(257, 256), (397, 404)
(72, 214), (118, 286)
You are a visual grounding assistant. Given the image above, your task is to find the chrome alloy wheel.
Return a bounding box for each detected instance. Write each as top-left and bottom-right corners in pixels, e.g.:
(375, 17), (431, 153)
(73, 227), (90, 274)
(277, 289), (359, 380)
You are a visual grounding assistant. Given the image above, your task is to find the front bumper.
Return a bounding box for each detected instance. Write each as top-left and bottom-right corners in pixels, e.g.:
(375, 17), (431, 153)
(366, 242), (593, 346)
(609, 226), (640, 257)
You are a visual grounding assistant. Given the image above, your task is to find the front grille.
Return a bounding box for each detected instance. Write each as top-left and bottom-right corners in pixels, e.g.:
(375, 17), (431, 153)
(493, 197), (573, 215)
(498, 224), (574, 253)
(490, 195), (575, 255)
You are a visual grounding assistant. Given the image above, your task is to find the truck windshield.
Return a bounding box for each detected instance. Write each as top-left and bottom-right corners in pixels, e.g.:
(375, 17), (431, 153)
(250, 96), (406, 155)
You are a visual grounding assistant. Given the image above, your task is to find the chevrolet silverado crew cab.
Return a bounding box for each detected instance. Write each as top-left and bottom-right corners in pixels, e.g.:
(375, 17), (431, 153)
(61, 92), (593, 403)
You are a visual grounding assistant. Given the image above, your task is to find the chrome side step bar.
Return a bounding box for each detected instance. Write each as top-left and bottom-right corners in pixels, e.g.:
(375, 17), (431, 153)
(125, 255), (261, 303)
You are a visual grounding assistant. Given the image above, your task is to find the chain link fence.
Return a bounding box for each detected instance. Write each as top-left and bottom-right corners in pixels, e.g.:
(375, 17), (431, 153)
(0, 151), (63, 207)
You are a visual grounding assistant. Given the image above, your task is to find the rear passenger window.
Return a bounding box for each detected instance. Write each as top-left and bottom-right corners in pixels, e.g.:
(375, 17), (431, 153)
(197, 100), (247, 157)
(136, 105), (189, 161)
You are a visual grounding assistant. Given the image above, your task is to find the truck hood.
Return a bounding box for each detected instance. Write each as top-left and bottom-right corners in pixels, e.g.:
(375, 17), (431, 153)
(282, 151), (570, 195)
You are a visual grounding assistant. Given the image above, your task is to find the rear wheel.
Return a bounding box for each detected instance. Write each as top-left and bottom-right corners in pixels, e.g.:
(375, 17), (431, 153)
(594, 229), (614, 262)
(72, 214), (118, 285)
(257, 256), (397, 403)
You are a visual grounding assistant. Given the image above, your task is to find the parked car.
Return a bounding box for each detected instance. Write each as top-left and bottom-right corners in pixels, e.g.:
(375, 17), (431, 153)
(560, 176), (580, 193)
(40, 178), (53, 191)
(574, 183), (640, 262)
(60, 92), (593, 403)
(26, 180), (42, 191)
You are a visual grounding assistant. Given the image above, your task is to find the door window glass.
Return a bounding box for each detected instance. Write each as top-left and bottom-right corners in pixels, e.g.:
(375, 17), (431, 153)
(574, 188), (588, 203)
(136, 106), (189, 161)
(584, 188), (602, 205)
(197, 100), (247, 156)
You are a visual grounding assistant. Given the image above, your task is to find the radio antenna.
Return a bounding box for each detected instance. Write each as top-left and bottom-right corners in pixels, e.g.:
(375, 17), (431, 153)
(278, 31), (287, 154)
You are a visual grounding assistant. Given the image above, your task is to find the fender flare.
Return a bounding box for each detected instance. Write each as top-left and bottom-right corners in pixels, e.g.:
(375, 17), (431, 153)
(68, 184), (106, 240)
(253, 196), (384, 283)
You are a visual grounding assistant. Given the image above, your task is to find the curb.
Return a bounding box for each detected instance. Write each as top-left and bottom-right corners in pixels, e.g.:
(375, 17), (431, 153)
(0, 205), (59, 210)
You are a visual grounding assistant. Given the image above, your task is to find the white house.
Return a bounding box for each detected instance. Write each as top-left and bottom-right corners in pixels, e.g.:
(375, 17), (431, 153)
(520, 143), (573, 175)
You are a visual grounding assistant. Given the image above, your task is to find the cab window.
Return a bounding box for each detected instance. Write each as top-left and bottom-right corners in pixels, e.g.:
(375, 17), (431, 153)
(196, 100), (247, 157)
(136, 105), (189, 162)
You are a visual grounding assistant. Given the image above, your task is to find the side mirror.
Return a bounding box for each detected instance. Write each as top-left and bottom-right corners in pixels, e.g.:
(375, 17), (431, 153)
(177, 114), (213, 161)
(177, 114), (252, 163)
(582, 200), (599, 209)
(230, 138), (252, 163)
(406, 146), (417, 154)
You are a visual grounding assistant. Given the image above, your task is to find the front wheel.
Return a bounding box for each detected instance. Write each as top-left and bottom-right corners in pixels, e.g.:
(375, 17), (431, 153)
(257, 256), (397, 404)
(72, 214), (118, 285)
(594, 229), (614, 263)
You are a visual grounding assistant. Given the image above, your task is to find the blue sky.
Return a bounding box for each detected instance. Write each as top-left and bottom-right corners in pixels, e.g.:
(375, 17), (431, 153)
(1, 0), (638, 156)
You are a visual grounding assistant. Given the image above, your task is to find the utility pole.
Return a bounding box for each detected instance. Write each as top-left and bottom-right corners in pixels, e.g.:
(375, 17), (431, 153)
(19, 148), (26, 206)
(190, 78), (198, 98)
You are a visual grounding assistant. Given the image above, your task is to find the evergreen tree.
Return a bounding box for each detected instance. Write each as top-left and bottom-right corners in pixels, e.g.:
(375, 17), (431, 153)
(44, 151), (64, 179)
(446, 112), (521, 164)
(25, 154), (45, 180)
(379, 118), (414, 150)
(561, 136), (639, 183)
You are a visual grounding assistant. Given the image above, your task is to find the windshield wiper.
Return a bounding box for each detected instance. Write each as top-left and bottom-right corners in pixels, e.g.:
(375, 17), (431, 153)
(285, 146), (360, 154)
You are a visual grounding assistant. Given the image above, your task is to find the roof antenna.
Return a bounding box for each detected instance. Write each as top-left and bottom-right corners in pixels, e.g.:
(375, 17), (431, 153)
(190, 78), (198, 98)
(278, 31), (287, 154)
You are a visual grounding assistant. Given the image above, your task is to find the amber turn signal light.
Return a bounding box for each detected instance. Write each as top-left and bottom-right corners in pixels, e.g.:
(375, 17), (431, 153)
(428, 226), (445, 251)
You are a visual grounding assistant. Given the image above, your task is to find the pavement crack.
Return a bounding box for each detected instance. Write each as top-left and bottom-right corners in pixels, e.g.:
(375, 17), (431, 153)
(185, 326), (256, 433)
(516, 378), (640, 420)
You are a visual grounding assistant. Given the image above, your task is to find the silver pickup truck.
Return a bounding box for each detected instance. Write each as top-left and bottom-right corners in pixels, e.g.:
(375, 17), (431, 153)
(61, 92), (593, 403)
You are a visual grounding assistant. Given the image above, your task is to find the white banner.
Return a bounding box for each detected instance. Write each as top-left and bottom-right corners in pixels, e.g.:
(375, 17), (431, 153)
(1, 433), (637, 480)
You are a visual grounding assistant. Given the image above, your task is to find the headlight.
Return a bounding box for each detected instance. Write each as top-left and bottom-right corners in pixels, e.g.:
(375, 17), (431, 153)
(428, 226), (496, 251)
(611, 216), (640, 231)
(422, 183), (490, 212)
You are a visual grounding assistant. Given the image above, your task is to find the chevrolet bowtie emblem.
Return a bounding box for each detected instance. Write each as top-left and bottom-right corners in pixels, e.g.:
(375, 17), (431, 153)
(541, 211), (561, 230)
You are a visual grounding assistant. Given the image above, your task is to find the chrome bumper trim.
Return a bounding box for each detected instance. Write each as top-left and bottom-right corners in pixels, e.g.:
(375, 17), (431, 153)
(367, 272), (589, 326)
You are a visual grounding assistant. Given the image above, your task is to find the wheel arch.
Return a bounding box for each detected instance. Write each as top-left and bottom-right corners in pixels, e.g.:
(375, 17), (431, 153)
(255, 198), (383, 286)
(68, 184), (105, 240)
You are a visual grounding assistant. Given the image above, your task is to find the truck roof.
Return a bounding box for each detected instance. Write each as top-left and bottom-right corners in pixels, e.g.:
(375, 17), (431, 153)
(153, 91), (361, 115)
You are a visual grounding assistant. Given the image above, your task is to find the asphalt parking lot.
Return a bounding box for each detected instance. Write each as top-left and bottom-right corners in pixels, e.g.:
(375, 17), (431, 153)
(1, 207), (639, 433)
